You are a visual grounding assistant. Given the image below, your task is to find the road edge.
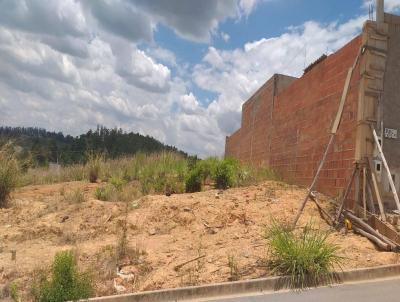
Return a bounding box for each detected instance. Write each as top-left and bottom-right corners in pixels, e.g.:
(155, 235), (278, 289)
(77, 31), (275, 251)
(86, 264), (400, 302)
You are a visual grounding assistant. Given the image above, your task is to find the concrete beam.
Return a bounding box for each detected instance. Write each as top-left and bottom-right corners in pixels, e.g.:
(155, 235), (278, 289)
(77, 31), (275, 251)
(376, 0), (385, 23)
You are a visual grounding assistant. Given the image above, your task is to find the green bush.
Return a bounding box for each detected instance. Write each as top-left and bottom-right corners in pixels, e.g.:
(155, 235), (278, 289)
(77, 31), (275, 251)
(0, 143), (20, 207)
(185, 169), (202, 193)
(94, 185), (117, 202)
(196, 157), (218, 184)
(213, 160), (237, 190)
(108, 176), (126, 191)
(265, 222), (342, 289)
(32, 250), (93, 302)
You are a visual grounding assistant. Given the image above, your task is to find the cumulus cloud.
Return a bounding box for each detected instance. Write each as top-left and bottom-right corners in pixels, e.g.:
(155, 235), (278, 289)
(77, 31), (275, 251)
(192, 16), (366, 148)
(0, 0), (371, 158)
(0, 0), (87, 37)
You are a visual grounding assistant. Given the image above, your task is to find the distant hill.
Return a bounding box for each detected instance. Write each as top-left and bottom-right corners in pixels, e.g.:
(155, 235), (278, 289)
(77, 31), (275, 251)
(0, 126), (187, 166)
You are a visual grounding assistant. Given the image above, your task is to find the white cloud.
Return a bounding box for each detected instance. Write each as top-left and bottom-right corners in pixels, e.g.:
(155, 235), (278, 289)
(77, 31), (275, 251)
(221, 32), (231, 42)
(238, 0), (260, 17)
(0, 0), (372, 158)
(179, 93), (201, 115)
(192, 16), (366, 154)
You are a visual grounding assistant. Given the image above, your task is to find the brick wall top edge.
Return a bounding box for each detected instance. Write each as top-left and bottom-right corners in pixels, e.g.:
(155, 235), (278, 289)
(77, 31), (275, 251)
(273, 34), (362, 100)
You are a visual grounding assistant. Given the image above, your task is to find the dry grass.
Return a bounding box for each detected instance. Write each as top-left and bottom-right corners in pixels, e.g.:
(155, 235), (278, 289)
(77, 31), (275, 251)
(0, 143), (20, 207)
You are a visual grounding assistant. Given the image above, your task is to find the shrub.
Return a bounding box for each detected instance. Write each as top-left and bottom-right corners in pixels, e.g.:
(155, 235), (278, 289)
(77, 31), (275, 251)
(86, 152), (103, 183)
(265, 222), (342, 289)
(108, 176), (126, 191)
(64, 188), (86, 204)
(94, 185), (117, 202)
(213, 160), (237, 190)
(196, 157), (218, 185)
(32, 250), (93, 302)
(10, 281), (19, 302)
(185, 169), (202, 193)
(0, 143), (20, 208)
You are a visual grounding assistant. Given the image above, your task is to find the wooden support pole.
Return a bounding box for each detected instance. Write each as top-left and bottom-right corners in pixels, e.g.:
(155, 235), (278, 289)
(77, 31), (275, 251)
(292, 51), (361, 229)
(371, 171), (387, 222)
(292, 134), (335, 228)
(345, 211), (396, 249)
(335, 167), (357, 223)
(366, 177), (376, 214)
(331, 68), (353, 134)
(352, 225), (390, 251)
(363, 167), (367, 219)
(371, 127), (400, 211)
(309, 193), (335, 226)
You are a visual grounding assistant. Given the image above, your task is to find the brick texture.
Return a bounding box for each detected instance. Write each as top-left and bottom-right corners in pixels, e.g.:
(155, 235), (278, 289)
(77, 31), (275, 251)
(225, 35), (362, 198)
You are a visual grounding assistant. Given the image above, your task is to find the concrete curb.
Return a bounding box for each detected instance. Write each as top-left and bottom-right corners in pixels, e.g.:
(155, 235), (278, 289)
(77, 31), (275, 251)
(86, 264), (400, 302)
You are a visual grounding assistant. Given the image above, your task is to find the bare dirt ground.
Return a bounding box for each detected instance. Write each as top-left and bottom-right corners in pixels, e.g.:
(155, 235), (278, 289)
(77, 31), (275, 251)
(1, 180), (399, 300)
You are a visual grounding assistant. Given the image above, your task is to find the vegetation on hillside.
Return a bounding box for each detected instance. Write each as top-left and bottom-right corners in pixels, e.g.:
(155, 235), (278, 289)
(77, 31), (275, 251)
(0, 126), (187, 167)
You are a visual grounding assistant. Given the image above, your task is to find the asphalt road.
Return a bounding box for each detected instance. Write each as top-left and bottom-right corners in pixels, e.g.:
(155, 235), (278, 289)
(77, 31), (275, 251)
(203, 278), (400, 302)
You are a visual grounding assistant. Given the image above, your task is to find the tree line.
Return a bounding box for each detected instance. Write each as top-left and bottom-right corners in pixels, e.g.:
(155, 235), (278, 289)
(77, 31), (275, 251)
(0, 126), (188, 166)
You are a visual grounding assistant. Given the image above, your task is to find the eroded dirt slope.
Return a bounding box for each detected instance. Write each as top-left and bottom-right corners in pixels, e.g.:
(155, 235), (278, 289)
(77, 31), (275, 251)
(0, 181), (398, 300)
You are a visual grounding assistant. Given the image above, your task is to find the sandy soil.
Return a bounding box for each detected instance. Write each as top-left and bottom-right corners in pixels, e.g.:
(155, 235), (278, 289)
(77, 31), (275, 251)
(0, 180), (399, 300)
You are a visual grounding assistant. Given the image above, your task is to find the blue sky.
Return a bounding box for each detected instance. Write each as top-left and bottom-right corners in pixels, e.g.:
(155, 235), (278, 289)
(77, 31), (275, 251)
(0, 0), (399, 157)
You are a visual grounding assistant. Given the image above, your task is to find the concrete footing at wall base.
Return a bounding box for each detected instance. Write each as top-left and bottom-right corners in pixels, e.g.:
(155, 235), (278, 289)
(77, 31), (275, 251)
(83, 264), (400, 302)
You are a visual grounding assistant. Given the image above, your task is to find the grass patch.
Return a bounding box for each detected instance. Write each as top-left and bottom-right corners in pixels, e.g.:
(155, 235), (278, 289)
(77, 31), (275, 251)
(0, 143), (20, 208)
(31, 250), (93, 302)
(214, 159), (238, 189)
(185, 168), (202, 193)
(64, 188), (86, 204)
(19, 152), (279, 196)
(94, 185), (117, 202)
(265, 222), (342, 289)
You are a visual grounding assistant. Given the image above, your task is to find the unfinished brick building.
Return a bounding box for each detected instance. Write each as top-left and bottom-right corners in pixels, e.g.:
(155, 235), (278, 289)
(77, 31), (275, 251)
(225, 5), (400, 210)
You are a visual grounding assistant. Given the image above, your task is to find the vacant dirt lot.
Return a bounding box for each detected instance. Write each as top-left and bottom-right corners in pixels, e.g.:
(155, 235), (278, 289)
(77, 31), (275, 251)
(1, 180), (399, 300)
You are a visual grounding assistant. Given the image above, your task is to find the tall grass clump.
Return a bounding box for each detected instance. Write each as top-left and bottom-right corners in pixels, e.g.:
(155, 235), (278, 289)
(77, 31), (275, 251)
(0, 143), (20, 208)
(19, 164), (86, 186)
(236, 165), (279, 187)
(214, 159), (239, 189)
(196, 157), (218, 185)
(185, 168), (202, 193)
(86, 151), (104, 183)
(136, 152), (188, 195)
(265, 222), (342, 289)
(32, 250), (93, 302)
(64, 188), (86, 204)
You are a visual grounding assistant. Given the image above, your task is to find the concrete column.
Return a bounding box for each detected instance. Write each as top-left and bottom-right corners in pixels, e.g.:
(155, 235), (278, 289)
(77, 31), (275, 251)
(376, 0), (384, 23)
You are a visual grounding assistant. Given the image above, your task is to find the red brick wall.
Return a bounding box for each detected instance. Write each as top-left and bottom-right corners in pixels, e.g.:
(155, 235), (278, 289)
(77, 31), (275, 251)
(225, 35), (362, 197)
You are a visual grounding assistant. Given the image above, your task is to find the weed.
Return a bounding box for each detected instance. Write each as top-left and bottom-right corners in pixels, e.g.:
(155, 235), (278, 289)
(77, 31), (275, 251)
(214, 159), (237, 190)
(227, 255), (240, 281)
(10, 281), (19, 302)
(0, 143), (20, 207)
(64, 188), (86, 204)
(265, 221), (342, 289)
(86, 151), (103, 183)
(31, 250), (93, 302)
(185, 169), (202, 193)
(94, 185), (117, 202)
(196, 157), (218, 185)
(108, 176), (126, 191)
